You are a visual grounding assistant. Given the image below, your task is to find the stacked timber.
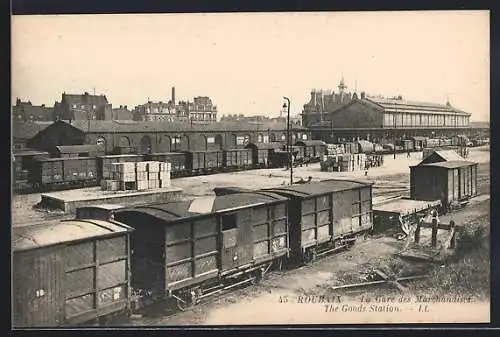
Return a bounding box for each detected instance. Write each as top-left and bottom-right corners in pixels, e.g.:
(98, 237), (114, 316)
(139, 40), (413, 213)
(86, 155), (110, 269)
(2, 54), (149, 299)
(325, 144), (346, 156)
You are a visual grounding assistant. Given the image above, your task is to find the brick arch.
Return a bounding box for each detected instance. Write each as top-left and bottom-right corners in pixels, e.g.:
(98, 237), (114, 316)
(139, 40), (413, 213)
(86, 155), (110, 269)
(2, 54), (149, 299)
(159, 135), (171, 152)
(215, 134), (224, 150)
(140, 135), (153, 154)
(118, 136), (130, 147)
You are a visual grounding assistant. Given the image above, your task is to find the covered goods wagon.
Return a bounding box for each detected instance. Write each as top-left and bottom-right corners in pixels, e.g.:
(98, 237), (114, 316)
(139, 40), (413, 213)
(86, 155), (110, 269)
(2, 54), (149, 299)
(184, 150), (224, 174)
(78, 191), (290, 309)
(410, 161), (478, 211)
(29, 157), (98, 188)
(264, 179), (373, 263)
(223, 148), (253, 169)
(294, 140), (326, 162)
(145, 152), (188, 177)
(12, 219), (133, 327)
(245, 142), (282, 168)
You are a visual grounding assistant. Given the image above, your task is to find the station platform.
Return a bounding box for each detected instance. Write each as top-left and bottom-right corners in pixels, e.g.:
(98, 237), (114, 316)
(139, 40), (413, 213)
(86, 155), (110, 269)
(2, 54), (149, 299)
(40, 186), (183, 213)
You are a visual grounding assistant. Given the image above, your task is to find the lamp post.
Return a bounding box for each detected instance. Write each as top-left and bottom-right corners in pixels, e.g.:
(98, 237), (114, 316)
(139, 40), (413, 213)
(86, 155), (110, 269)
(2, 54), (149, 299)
(283, 97), (293, 185)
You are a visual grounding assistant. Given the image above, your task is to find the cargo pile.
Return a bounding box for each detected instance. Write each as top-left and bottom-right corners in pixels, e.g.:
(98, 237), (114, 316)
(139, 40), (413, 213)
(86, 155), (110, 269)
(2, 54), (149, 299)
(320, 153), (367, 172)
(101, 161), (171, 191)
(325, 144), (346, 156)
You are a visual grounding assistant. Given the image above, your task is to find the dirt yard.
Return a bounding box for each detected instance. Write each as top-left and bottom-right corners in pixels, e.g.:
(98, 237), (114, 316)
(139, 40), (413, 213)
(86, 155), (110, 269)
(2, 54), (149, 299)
(107, 198), (489, 326)
(11, 146), (490, 325)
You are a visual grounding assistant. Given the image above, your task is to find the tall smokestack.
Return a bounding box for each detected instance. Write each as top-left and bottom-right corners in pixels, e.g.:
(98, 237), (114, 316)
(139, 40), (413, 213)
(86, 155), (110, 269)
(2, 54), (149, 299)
(171, 87), (176, 106)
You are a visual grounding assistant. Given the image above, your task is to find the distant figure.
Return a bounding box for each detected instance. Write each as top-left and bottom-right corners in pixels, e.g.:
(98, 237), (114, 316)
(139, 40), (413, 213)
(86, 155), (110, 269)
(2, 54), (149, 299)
(308, 176), (312, 182)
(430, 209), (440, 224)
(407, 151), (411, 158)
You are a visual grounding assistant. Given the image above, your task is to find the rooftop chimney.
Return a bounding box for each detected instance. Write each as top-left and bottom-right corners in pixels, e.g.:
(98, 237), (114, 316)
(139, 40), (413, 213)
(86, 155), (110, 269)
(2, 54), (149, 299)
(172, 87), (176, 106)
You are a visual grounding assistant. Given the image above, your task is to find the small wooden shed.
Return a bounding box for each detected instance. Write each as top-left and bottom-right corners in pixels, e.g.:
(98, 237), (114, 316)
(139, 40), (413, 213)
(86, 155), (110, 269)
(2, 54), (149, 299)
(410, 160), (478, 210)
(12, 219), (133, 327)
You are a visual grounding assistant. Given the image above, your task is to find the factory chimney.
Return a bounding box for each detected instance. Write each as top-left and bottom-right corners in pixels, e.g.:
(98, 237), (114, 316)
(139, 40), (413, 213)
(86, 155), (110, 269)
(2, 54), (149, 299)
(171, 87), (176, 106)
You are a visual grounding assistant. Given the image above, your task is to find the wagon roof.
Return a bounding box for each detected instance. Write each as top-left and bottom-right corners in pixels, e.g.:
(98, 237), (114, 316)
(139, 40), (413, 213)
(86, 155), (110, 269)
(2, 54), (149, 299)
(416, 160), (477, 169)
(12, 149), (49, 157)
(56, 144), (104, 153)
(35, 156), (96, 162)
(149, 152), (186, 156)
(264, 179), (371, 197)
(12, 219), (133, 252)
(97, 154), (143, 159)
(295, 140), (326, 146)
(115, 192), (287, 222)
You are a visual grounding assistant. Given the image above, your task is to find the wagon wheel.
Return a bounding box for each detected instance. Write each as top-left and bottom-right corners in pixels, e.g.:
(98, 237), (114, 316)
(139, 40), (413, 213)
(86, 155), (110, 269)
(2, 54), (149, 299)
(175, 290), (197, 311)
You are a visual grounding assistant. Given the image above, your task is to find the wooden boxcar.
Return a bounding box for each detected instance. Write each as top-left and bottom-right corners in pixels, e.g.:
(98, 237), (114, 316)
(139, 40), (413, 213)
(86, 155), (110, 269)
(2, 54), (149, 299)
(245, 142), (282, 168)
(264, 179), (373, 263)
(81, 192), (289, 309)
(145, 152), (188, 177)
(410, 161), (478, 212)
(97, 154), (145, 182)
(12, 219), (133, 327)
(12, 149), (49, 190)
(223, 148), (253, 170)
(184, 150), (224, 174)
(54, 145), (105, 159)
(294, 140), (326, 162)
(29, 157), (98, 189)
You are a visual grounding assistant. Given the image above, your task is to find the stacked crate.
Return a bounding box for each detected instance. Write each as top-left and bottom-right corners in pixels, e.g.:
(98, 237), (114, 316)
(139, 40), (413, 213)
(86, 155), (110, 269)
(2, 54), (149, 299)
(136, 161), (172, 190)
(320, 153), (368, 172)
(101, 160), (172, 191)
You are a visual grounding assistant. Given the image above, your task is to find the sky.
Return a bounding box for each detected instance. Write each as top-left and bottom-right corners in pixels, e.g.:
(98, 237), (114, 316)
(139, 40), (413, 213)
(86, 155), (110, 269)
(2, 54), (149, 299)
(12, 11), (490, 121)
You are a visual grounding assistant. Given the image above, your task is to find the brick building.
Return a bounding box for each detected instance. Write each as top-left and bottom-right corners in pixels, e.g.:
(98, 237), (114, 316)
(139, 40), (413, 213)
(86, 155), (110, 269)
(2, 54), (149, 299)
(12, 99), (54, 122)
(54, 92), (112, 122)
(133, 87), (217, 124)
(302, 78), (355, 127)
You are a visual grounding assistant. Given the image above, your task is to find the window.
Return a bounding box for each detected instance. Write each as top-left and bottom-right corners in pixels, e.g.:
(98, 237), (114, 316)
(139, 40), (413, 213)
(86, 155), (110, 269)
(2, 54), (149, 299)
(236, 136), (245, 145)
(81, 105), (86, 109)
(171, 137), (181, 145)
(222, 214), (237, 231)
(207, 136), (215, 144)
(72, 104), (77, 109)
(281, 134), (286, 141)
(96, 137), (105, 145)
(302, 134), (308, 140)
(257, 134), (263, 143)
(92, 105), (96, 109)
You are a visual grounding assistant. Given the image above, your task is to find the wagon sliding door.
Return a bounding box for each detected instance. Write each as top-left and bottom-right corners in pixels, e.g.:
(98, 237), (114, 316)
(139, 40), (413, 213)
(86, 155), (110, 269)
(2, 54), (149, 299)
(300, 195), (331, 247)
(220, 210), (253, 271)
(165, 219), (219, 288)
(63, 236), (129, 324)
(351, 187), (371, 233)
(251, 204), (288, 262)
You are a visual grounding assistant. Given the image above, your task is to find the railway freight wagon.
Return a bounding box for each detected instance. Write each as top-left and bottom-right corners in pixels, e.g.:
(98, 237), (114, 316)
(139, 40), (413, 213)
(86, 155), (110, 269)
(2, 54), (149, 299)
(410, 160), (478, 212)
(78, 191), (290, 310)
(245, 142), (283, 168)
(145, 152), (188, 178)
(12, 150), (50, 191)
(97, 154), (145, 183)
(184, 150), (224, 174)
(29, 157), (99, 190)
(12, 219), (133, 327)
(294, 140), (326, 162)
(264, 179), (373, 263)
(223, 148), (253, 170)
